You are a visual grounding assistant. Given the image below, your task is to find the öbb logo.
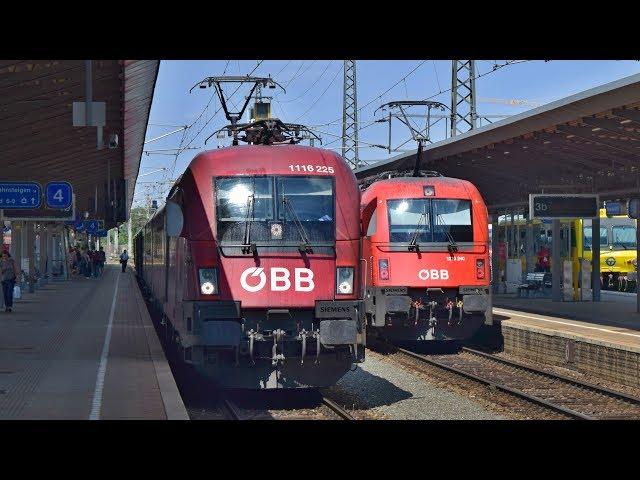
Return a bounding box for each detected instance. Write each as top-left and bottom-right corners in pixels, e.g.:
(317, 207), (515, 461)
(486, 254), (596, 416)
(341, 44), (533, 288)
(240, 267), (315, 292)
(418, 269), (450, 280)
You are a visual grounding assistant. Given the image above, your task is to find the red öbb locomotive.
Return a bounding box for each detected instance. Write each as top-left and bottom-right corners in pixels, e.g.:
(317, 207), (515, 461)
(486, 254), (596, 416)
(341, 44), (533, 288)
(134, 144), (365, 389)
(360, 172), (490, 341)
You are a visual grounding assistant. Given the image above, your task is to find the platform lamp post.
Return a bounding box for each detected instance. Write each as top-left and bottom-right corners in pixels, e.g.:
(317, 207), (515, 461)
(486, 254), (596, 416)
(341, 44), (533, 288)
(637, 210), (640, 314)
(551, 219), (562, 302)
(127, 217), (132, 258)
(591, 216), (601, 302)
(631, 197), (640, 313)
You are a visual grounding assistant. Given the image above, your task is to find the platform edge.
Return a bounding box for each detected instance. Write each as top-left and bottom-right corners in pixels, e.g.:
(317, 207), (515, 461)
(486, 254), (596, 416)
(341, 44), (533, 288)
(130, 269), (189, 420)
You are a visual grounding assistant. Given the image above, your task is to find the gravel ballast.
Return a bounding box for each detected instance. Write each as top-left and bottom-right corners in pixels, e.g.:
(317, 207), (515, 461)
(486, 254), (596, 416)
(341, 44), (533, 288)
(328, 350), (505, 420)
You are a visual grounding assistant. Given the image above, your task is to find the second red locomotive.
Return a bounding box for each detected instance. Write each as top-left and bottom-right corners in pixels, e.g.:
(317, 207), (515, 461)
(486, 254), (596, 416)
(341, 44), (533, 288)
(360, 173), (490, 341)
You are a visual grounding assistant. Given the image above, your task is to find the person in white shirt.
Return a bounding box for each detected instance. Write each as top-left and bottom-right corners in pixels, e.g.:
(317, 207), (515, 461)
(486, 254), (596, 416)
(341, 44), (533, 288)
(119, 250), (129, 273)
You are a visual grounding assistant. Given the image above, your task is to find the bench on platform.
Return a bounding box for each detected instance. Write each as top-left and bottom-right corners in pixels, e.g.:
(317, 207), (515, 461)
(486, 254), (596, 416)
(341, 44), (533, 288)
(517, 272), (552, 297)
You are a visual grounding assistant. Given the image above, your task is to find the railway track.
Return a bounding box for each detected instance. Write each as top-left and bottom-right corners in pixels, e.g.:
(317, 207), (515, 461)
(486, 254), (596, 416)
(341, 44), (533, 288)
(395, 345), (640, 420)
(321, 395), (355, 420)
(219, 393), (354, 420)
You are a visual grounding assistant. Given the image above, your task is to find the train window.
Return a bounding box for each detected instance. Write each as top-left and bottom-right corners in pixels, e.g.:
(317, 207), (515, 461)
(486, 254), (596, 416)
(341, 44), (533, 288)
(582, 227), (608, 250)
(612, 225), (636, 250)
(216, 177), (273, 221)
(366, 207), (377, 236)
(214, 175), (335, 244)
(432, 199), (473, 242)
(278, 177), (333, 221)
(387, 199), (431, 243)
(277, 176), (335, 243)
(387, 198), (473, 243)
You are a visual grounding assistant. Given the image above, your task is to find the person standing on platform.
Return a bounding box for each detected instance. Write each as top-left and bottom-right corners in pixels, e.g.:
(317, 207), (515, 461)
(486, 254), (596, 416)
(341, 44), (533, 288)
(91, 249), (99, 278)
(1, 251), (20, 313)
(82, 249), (91, 278)
(120, 249), (129, 273)
(75, 248), (82, 276)
(536, 245), (551, 273)
(97, 247), (106, 277)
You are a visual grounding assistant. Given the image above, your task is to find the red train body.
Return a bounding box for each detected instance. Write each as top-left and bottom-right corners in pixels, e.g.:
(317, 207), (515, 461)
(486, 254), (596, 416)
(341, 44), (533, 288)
(360, 176), (490, 341)
(134, 145), (365, 388)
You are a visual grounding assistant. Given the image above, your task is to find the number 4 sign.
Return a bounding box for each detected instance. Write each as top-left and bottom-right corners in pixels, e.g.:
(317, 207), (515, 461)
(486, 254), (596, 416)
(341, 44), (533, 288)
(45, 182), (72, 209)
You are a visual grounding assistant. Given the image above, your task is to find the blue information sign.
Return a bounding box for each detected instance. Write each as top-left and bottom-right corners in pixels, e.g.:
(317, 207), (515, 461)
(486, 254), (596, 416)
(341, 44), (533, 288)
(0, 182), (41, 209)
(45, 182), (72, 209)
(84, 220), (103, 234)
(95, 229), (108, 237)
(74, 220), (85, 232)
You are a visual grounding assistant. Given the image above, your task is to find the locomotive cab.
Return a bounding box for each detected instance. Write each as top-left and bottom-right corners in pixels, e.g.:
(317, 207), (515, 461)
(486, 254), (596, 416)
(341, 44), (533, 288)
(361, 176), (490, 342)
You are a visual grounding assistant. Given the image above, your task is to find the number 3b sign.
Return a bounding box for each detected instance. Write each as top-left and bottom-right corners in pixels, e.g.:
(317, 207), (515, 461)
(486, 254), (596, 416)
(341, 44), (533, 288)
(45, 182), (73, 209)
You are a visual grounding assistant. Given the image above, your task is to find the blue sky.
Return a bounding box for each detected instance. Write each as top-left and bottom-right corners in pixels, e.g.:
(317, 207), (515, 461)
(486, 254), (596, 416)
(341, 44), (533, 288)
(134, 60), (640, 208)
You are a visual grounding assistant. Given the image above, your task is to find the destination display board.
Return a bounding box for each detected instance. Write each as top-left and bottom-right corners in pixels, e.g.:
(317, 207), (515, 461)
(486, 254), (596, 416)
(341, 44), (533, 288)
(605, 201), (626, 216)
(529, 194), (599, 220)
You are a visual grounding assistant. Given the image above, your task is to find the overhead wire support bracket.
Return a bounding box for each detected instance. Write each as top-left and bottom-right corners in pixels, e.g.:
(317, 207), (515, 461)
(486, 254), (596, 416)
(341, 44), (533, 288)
(375, 100), (447, 153)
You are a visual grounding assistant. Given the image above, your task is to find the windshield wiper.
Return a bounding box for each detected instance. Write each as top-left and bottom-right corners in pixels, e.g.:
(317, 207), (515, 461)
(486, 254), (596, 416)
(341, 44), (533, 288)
(241, 194), (257, 254)
(408, 212), (428, 251)
(612, 241), (628, 250)
(282, 195), (312, 252)
(437, 213), (459, 255)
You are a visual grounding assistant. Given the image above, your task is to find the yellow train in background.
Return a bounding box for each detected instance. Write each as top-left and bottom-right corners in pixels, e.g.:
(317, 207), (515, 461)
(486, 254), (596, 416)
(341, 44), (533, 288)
(496, 209), (637, 291)
(573, 209), (637, 290)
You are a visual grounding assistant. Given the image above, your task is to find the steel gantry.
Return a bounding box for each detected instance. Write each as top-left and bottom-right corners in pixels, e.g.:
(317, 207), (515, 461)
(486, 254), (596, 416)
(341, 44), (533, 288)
(342, 60), (360, 169)
(450, 60), (478, 136)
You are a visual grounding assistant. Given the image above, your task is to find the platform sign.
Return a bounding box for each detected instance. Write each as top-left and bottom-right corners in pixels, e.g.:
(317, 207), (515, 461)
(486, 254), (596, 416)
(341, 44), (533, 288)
(45, 182), (72, 209)
(3, 194), (75, 222)
(95, 229), (108, 237)
(529, 194), (599, 220)
(0, 182), (41, 209)
(84, 220), (104, 234)
(74, 220), (85, 232)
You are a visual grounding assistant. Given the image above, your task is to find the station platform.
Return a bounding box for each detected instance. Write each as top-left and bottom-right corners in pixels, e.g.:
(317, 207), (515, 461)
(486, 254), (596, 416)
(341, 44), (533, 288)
(492, 294), (640, 388)
(0, 265), (188, 420)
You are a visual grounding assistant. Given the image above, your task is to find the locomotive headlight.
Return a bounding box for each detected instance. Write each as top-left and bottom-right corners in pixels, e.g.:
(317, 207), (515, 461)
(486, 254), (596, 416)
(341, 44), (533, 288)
(199, 268), (218, 295)
(336, 267), (354, 295)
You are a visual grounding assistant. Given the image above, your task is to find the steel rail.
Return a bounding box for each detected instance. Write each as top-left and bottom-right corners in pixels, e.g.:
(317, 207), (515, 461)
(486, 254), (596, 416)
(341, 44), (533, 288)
(220, 398), (243, 420)
(321, 396), (355, 420)
(462, 347), (640, 407)
(395, 347), (595, 420)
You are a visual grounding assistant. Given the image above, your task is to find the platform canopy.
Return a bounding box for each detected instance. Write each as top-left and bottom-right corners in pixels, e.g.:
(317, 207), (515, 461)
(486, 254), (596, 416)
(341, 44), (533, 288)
(0, 60), (158, 228)
(355, 72), (640, 214)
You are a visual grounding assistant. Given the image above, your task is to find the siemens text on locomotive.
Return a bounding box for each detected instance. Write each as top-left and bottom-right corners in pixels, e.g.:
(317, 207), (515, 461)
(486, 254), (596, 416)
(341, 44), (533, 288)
(134, 145), (365, 389)
(360, 174), (490, 341)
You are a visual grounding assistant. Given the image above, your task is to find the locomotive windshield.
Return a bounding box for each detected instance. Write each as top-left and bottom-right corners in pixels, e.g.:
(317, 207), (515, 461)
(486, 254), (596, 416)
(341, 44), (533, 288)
(387, 198), (473, 243)
(611, 225), (636, 250)
(215, 175), (335, 245)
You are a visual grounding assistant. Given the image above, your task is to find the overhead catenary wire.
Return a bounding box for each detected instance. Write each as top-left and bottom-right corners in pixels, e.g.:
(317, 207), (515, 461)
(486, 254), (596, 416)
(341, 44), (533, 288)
(276, 60), (293, 75)
(293, 64), (343, 122)
(279, 61), (335, 104)
(323, 59), (529, 150)
(317, 60), (430, 147)
(283, 60), (317, 89)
